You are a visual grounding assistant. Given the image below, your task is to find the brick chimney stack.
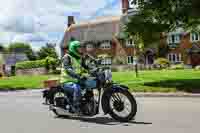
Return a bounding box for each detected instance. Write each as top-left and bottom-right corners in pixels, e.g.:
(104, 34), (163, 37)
(122, 0), (129, 14)
(68, 16), (75, 27)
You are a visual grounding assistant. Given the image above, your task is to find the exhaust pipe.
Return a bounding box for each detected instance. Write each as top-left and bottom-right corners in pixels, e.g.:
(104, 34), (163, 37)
(49, 105), (78, 116)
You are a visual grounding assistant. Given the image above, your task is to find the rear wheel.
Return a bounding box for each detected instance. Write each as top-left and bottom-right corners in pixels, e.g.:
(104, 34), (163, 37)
(108, 90), (137, 122)
(51, 91), (66, 117)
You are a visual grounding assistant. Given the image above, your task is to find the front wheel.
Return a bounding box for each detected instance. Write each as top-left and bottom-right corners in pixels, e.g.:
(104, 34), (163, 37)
(108, 90), (137, 122)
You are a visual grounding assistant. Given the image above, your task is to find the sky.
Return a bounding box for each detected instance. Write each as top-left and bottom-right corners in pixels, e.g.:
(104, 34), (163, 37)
(0, 0), (122, 56)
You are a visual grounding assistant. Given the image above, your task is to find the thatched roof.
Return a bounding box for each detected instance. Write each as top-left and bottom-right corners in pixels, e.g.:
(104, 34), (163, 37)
(60, 16), (122, 48)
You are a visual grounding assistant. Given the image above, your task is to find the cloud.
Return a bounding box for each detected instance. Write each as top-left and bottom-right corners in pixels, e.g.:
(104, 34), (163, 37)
(0, 0), (121, 33)
(92, 0), (121, 17)
(12, 33), (48, 43)
(0, 0), (121, 55)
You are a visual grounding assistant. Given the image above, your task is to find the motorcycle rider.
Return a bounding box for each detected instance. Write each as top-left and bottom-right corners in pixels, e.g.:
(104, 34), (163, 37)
(60, 37), (88, 113)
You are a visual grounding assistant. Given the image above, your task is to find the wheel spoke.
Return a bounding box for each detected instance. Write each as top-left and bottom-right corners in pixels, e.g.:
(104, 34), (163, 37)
(115, 93), (122, 101)
(125, 106), (131, 113)
(109, 92), (133, 118)
(112, 95), (120, 102)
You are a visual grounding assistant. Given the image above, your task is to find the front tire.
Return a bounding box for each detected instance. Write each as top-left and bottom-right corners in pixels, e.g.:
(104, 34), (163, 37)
(108, 90), (137, 122)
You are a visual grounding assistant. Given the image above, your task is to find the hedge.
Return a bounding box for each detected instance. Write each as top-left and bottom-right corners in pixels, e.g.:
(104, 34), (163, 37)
(16, 59), (46, 69)
(154, 58), (170, 66)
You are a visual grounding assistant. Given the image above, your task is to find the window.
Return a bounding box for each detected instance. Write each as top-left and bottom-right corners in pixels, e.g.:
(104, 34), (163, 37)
(167, 34), (181, 44)
(127, 56), (134, 64)
(86, 44), (94, 49)
(100, 41), (111, 49)
(126, 39), (134, 47)
(190, 32), (200, 42)
(101, 58), (112, 65)
(168, 53), (182, 63)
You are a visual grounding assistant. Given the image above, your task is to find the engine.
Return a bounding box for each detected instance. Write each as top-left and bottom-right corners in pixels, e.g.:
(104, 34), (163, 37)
(54, 92), (68, 109)
(80, 90), (98, 116)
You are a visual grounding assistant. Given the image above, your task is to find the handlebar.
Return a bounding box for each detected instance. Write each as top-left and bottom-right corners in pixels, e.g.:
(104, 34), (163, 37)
(83, 54), (111, 75)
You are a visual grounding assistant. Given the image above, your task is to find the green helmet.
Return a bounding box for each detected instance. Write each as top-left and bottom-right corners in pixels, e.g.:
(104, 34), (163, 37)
(68, 40), (81, 59)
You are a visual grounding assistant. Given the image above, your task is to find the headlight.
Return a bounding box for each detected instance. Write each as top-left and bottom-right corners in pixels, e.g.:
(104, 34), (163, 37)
(104, 69), (112, 81)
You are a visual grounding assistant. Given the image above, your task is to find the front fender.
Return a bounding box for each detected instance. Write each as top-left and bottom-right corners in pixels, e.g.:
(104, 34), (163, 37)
(101, 84), (129, 114)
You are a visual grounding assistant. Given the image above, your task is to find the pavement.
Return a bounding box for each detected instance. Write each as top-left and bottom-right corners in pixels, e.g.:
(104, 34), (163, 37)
(0, 90), (200, 133)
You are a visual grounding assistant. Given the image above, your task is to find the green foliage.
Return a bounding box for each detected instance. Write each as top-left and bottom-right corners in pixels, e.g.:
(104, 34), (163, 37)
(0, 44), (5, 52)
(111, 67), (119, 72)
(195, 65), (200, 70)
(137, 0), (200, 30)
(154, 58), (170, 65)
(11, 66), (16, 76)
(158, 45), (169, 57)
(16, 56), (60, 73)
(170, 64), (185, 70)
(125, 0), (200, 49)
(51, 69), (61, 75)
(0, 72), (3, 77)
(8, 42), (37, 60)
(16, 59), (46, 69)
(37, 43), (58, 60)
(45, 56), (58, 71)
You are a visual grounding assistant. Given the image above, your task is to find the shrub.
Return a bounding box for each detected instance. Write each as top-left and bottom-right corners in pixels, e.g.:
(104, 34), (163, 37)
(11, 65), (16, 76)
(51, 69), (61, 74)
(154, 58), (170, 69)
(16, 56), (59, 72)
(0, 72), (3, 77)
(170, 64), (184, 70)
(154, 58), (170, 66)
(45, 57), (59, 71)
(195, 65), (200, 70)
(111, 67), (118, 72)
(16, 59), (46, 69)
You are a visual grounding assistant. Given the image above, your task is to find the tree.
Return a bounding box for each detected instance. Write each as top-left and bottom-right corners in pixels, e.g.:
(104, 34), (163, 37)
(0, 44), (5, 52)
(124, 0), (200, 62)
(8, 42), (37, 60)
(37, 43), (58, 60)
(125, 0), (200, 44)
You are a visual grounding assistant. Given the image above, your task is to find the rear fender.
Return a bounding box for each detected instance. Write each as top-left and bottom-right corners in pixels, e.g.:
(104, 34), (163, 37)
(101, 84), (129, 114)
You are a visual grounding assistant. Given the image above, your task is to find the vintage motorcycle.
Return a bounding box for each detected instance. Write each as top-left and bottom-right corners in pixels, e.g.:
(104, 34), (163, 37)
(48, 56), (137, 122)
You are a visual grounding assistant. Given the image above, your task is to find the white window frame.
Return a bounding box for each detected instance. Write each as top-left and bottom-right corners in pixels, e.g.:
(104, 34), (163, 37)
(190, 32), (200, 42)
(101, 58), (112, 65)
(100, 41), (111, 49)
(167, 34), (181, 44)
(127, 56), (134, 64)
(168, 53), (182, 63)
(86, 44), (94, 49)
(126, 39), (135, 47)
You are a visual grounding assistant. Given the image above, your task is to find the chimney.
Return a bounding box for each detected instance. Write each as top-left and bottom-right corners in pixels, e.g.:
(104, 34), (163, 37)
(122, 0), (129, 14)
(68, 16), (75, 27)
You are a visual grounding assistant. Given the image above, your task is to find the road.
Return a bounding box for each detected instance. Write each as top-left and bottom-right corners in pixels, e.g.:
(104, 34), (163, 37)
(0, 90), (200, 133)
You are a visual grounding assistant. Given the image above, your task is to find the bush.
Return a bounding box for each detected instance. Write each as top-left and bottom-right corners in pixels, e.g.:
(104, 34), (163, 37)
(16, 59), (46, 69)
(154, 58), (170, 69)
(195, 65), (200, 70)
(16, 56), (60, 71)
(154, 58), (170, 66)
(0, 72), (3, 77)
(111, 67), (119, 72)
(51, 69), (61, 74)
(11, 65), (16, 76)
(45, 57), (59, 71)
(170, 64), (184, 70)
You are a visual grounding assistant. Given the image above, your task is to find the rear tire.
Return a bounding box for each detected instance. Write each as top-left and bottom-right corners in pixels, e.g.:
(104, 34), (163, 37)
(108, 90), (137, 122)
(51, 91), (66, 117)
